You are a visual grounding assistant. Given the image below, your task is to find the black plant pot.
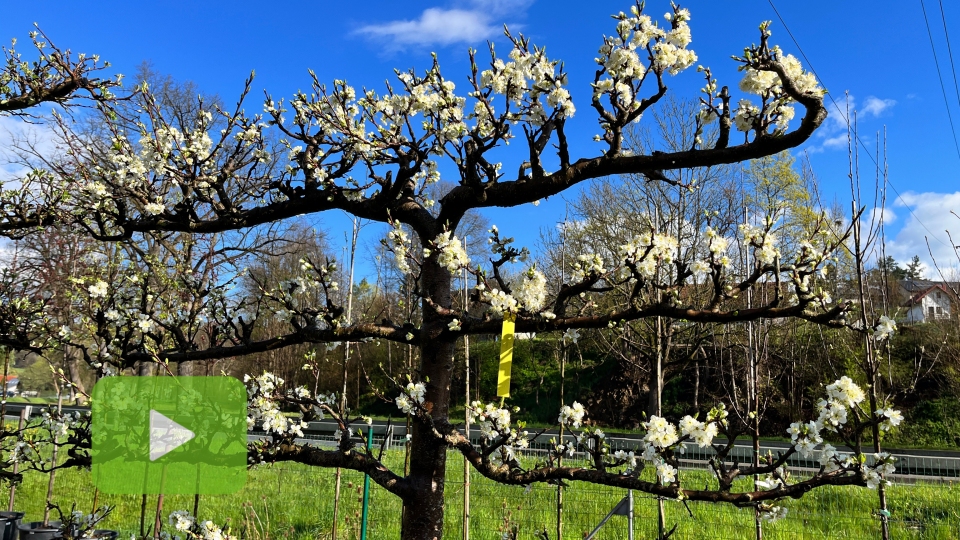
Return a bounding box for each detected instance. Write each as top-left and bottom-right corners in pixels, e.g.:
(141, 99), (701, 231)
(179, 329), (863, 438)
(0, 512), (24, 540)
(16, 522), (60, 540)
(49, 531), (118, 540)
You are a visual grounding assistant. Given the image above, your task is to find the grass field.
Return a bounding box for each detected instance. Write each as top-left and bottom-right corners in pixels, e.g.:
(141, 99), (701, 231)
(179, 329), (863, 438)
(7, 450), (960, 539)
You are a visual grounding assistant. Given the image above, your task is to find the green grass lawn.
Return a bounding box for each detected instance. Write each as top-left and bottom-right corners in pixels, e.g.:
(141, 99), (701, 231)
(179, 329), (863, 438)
(7, 451), (960, 539)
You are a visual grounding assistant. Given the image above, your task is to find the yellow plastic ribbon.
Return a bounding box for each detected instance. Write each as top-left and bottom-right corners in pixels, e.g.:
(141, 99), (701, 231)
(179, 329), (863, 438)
(496, 312), (516, 398)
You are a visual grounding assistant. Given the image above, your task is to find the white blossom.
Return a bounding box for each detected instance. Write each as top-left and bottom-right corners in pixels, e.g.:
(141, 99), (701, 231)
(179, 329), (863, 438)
(873, 315), (897, 341)
(825, 376), (865, 408)
(876, 407), (903, 432)
(513, 267), (547, 311)
(429, 231), (470, 273)
(144, 202), (165, 216)
(571, 253), (604, 283)
(759, 505), (788, 523)
(396, 382), (427, 414)
(558, 401), (586, 428)
(562, 328), (580, 345)
(87, 280), (109, 298)
(644, 415), (679, 449)
(656, 461), (677, 485)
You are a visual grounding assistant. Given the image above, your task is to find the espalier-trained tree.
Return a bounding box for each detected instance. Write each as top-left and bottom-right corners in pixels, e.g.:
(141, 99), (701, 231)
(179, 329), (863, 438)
(1, 6), (906, 539)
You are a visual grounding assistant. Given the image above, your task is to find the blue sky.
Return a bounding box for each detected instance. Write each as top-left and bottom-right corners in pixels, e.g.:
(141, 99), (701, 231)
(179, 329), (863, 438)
(2, 0), (959, 276)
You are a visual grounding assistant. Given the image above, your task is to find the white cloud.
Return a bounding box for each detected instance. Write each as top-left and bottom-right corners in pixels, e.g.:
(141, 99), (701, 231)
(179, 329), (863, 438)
(808, 94), (896, 152)
(884, 191), (960, 276)
(0, 115), (60, 182)
(354, 0), (533, 50)
(861, 96), (896, 117)
(869, 207), (896, 226)
(822, 133), (848, 149)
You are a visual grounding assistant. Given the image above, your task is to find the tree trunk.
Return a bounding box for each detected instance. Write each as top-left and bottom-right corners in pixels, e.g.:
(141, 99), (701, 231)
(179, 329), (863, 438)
(400, 258), (454, 540)
(65, 347), (86, 402)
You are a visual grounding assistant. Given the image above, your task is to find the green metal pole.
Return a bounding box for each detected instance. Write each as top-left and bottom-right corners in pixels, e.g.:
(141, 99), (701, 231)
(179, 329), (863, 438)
(360, 425), (373, 540)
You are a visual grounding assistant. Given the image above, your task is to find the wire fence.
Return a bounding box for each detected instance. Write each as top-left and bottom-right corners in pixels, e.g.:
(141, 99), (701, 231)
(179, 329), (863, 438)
(7, 426), (959, 539)
(10, 452), (959, 540)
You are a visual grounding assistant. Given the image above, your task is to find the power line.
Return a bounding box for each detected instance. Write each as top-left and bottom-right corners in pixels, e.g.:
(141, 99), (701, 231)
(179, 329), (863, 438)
(920, 0), (960, 161)
(766, 0), (951, 249)
(937, 0), (960, 112)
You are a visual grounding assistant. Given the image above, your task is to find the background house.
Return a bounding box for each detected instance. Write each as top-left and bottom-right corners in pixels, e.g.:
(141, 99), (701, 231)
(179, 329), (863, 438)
(899, 280), (958, 323)
(3, 374), (18, 396)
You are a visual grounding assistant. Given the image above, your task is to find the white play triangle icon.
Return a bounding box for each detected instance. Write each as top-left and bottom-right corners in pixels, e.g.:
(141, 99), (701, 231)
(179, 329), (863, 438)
(149, 410), (195, 461)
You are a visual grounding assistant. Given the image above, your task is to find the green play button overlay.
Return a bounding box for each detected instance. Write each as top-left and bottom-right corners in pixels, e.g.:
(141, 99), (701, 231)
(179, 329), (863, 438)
(91, 376), (247, 494)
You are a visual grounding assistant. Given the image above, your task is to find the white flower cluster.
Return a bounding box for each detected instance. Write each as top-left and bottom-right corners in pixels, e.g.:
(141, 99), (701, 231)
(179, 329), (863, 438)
(479, 44), (575, 131)
(558, 401), (586, 428)
(826, 376), (866, 408)
(644, 415), (679, 449)
(40, 409), (85, 439)
(733, 99), (762, 132)
(740, 223), (780, 265)
(169, 511), (195, 532)
(480, 284), (519, 315)
(468, 401), (531, 464)
(395, 382), (427, 414)
(656, 461), (678, 485)
(735, 39), (822, 134)
(810, 376), (866, 436)
(865, 453), (896, 489)
(425, 231), (470, 273)
(594, 5), (696, 120)
(469, 401), (512, 439)
(613, 449), (639, 469)
(876, 407), (904, 432)
(245, 373), (309, 437)
(816, 443), (852, 473)
(137, 313), (156, 334)
(603, 406), (728, 485)
(512, 267), (547, 311)
(758, 503), (788, 523)
(87, 279), (109, 299)
(786, 420), (822, 457)
(779, 378), (902, 489)
(160, 510), (237, 540)
(704, 227), (728, 254)
(386, 221), (411, 274)
(740, 53), (821, 97)
(873, 315), (897, 341)
(145, 201), (166, 216)
(570, 254), (605, 283)
(393, 71), (468, 143)
(678, 415), (719, 448)
(620, 231), (679, 278)
(689, 259), (711, 279)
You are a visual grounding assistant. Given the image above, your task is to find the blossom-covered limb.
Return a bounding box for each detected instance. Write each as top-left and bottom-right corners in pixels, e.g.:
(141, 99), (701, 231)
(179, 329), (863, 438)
(261, 440), (408, 496)
(443, 423), (869, 503)
(0, 27), (119, 115)
(110, 321), (416, 368)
